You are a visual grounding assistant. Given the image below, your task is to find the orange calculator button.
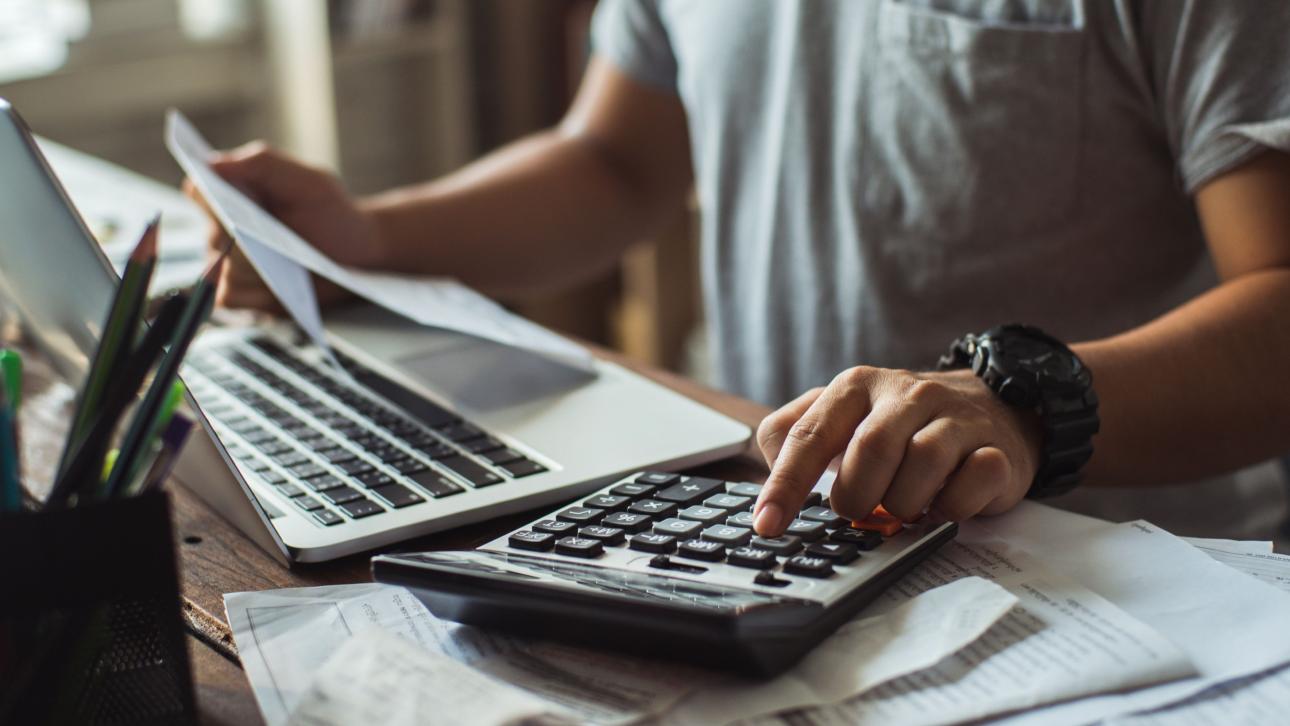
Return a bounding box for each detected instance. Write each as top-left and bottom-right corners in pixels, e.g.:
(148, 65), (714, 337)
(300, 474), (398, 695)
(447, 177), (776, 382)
(852, 506), (903, 537)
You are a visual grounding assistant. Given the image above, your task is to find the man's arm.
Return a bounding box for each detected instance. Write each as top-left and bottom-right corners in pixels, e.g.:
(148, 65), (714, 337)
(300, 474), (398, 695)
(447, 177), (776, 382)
(197, 57), (692, 306)
(751, 150), (1290, 535)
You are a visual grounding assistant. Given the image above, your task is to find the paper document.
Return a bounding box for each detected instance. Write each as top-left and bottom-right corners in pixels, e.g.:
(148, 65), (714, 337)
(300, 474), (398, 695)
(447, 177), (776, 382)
(752, 530), (1195, 726)
(288, 630), (565, 726)
(165, 110), (595, 373)
(968, 504), (1290, 726)
(1107, 663), (1290, 726)
(1188, 542), (1290, 593)
(1181, 536), (1275, 556)
(662, 576), (1017, 725)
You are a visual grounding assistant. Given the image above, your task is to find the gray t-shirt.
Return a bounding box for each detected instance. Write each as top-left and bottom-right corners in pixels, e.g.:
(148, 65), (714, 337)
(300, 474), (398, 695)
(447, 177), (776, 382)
(593, 0), (1290, 407)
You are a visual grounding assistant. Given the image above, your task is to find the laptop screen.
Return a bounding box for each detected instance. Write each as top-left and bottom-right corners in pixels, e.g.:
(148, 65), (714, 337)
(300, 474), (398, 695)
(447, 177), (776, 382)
(0, 99), (121, 383)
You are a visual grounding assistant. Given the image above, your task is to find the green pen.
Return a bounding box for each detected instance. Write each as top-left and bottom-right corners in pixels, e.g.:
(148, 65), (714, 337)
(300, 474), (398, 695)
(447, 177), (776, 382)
(0, 349), (20, 410)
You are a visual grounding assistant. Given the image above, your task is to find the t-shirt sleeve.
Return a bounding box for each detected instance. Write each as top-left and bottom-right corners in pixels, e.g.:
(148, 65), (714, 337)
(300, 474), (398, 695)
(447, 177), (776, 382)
(590, 0), (678, 91)
(1142, 0), (1290, 193)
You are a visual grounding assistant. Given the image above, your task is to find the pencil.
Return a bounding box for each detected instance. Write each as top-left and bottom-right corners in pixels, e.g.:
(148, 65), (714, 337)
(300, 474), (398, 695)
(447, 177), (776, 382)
(103, 250), (224, 498)
(49, 291), (188, 506)
(0, 381), (19, 513)
(133, 414), (193, 496)
(55, 215), (159, 482)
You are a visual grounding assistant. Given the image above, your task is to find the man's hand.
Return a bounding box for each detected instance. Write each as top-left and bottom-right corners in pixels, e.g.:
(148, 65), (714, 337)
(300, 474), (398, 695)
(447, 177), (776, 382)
(752, 367), (1043, 536)
(183, 142), (382, 311)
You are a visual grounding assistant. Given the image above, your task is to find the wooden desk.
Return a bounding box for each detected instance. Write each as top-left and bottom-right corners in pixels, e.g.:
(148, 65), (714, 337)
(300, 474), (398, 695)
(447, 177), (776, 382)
(8, 329), (770, 724)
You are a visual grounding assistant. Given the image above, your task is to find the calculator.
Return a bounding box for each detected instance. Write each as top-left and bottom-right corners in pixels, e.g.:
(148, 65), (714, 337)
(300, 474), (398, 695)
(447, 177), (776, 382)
(372, 472), (956, 676)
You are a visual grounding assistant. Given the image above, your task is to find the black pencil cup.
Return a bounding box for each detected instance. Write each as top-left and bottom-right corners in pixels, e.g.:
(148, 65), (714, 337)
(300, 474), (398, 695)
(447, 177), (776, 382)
(0, 492), (196, 725)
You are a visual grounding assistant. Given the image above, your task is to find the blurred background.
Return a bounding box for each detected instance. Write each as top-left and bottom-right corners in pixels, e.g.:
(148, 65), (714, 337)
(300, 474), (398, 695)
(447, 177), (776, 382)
(0, 0), (706, 380)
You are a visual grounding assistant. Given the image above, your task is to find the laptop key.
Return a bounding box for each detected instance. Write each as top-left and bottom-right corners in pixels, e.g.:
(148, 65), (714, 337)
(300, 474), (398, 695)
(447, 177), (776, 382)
(289, 462), (328, 480)
(370, 484), (425, 509)
(508, 530), (555, 552)
(273, 451), (310, 467)
(321, 486), (365, 505)
(463, 436), (504, 454)
(321, 448), (358, 465)
(357, 471), (396, 489)
(656, 477), (724, 505)
(438, 423), (483, 442)
(339, 499), (384, 519)
(293, 496), (324, 512)
(500, 460), (546, 478)
(313, 509), (343, 526)
(438, 456), (503, 487)
(416, 442), (456, 460)
(305, 475), (346, 492)
(482, 447), (525, 465)
(275, 483), (305, 498)
(390, 457), (429, 476)
(338, 459), (376, 476)
(407, 471), (465, 498)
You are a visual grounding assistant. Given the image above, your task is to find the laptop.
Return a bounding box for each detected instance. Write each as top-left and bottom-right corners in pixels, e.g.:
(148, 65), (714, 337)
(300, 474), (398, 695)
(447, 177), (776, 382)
(0, 99), (751, 563)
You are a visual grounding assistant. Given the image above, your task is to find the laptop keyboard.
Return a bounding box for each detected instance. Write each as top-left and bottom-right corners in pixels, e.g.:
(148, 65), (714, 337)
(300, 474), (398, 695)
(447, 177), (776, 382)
(183, 336), (550, 527)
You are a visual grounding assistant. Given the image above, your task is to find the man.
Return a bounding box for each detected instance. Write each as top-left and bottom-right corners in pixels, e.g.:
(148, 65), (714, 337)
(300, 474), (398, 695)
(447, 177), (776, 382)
(195, 1), (1290, 540)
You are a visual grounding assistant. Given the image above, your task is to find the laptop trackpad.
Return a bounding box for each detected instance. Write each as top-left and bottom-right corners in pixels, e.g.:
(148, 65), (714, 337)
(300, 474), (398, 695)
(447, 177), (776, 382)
(395, 338), (594, 413)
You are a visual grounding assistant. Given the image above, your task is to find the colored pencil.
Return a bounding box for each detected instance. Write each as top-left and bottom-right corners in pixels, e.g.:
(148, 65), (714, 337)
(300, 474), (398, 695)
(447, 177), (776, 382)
(55, 216), (159, 482)
(102, 250), (224, 498)
(0, 380), (19, 512)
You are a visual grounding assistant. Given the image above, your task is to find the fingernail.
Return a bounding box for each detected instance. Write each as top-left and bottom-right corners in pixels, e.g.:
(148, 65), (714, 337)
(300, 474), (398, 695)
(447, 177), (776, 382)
(755, 502), (784, 535)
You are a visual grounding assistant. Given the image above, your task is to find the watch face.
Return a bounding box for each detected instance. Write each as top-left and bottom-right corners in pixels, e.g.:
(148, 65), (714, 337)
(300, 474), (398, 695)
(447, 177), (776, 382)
(1004, 338), (1079, 379)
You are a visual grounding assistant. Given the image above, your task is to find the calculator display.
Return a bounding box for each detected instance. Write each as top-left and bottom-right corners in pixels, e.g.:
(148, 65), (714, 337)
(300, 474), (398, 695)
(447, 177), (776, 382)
(394, 551), (812, 613)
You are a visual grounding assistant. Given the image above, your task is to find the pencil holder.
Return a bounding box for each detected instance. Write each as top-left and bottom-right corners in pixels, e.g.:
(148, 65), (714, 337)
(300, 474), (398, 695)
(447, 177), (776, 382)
(0, 491), (196, 725)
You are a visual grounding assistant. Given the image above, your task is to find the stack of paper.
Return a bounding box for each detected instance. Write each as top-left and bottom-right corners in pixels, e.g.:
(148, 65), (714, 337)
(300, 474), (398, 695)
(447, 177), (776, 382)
(224, 499), (1290, 726)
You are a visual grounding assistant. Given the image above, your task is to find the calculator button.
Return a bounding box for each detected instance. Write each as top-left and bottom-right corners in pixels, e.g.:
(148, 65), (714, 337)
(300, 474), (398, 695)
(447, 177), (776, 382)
(784, 555), (835, 578)
(654, 518), (703, 538)
(678, 506), (726, 524)
(727, 482), (763, 497)
(726, 511), (755, 528)
(753, 571), (792, 588)
(704, 494), (752, 512)
(557, 507), (604, 524)
(677, 539), (726, 562)
(727, 547), (776, 570)
(800, 506), (847, 527)
(534, 519), (577, 535)
(701, 525), (752, 547)
(629, 533), (677, 554)
(853, 508), (904, 537)
(555, 537), (604, 558)
(370, 484), (425, 509)
(785, 519), (828, 541)
(339, 499), (385, 519)
(610, 482), (656, 499)
(313, 509), (343, 526)
(635, 471), (680, 487)
(750, 535), (803, 556)
(601, 512), (653, 532)
(801, 492), (823, 509)
(508, 530), (555, 551)
(579, 525), (626, 546)
(829, 528), (883, 550)
(628, 499), (677, 518)
(584, 494), (631, 511)
(806, 541), (860, 564)
(656, 477), (725, 504)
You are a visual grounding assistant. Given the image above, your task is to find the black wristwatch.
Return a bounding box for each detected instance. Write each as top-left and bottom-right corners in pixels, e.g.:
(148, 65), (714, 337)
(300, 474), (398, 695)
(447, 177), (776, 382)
(937, 324), (1099, 498)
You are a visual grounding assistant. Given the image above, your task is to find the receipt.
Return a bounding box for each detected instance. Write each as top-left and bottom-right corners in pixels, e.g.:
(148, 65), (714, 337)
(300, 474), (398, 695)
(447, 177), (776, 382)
(165, 110), (594, 373)
(664, 576), (1017, 725)
(288, 630), (564, 726)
